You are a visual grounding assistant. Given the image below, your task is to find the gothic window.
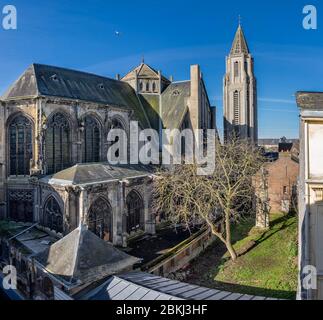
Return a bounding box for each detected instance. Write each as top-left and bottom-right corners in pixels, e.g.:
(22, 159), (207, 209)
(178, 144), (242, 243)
(233, 91), (240, 125)
(43, 197), (63, 233)
(42, 277), (54, 299)
(9, 115), (33, 176)
(110, 118), (125, 158)
(152, 82), (157, 92)
(126, 190), (144, 233)
(8, 190), (34, 223)
(145, 81), (150, 92)
(88, 197), (112, 242)
(139, 81), (143, 91)
(82, 116), (100, 163)
(234, 61), (240, 77)
(45, 113), (70, 175)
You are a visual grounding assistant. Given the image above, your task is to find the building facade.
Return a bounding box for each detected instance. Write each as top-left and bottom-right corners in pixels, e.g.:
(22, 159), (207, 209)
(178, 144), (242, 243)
(264, 146), (299, 214)
(223, 24), (258, 144)
(296, 91), (323, 300)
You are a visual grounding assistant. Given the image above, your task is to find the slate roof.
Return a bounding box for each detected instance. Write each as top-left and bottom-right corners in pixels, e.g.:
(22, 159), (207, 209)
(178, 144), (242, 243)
(161, 81), (190, 129)
(230, 25), (250, 55)
(82, 272), (280, 301)
(40, 163), (154, 186)
(296, 91), (323, 110)
(1, 63), (151, 128)
(35, 225), (140, 285)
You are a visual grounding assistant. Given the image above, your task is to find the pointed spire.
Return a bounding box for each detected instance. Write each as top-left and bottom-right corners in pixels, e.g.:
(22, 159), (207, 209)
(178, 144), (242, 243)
(230, 23), (250, 55)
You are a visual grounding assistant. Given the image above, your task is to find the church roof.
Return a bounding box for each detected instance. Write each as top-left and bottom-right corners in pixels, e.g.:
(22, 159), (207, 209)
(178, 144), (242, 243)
(1, 63), (151, 128)
(41, 163), (153, 186)
(161, 81), (190, 129)
(35, 225), (141, 285)
(230, 25), (250, 55)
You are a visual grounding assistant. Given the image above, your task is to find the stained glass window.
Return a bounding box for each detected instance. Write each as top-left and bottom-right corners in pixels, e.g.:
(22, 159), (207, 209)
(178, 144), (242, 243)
(126, 191), (144, 233)
(45, 113), (70, 174)
(43, 197), (63, 233)
(9, 115), (32, 176)
(82, 116), (100, 163)
(88, 197), (112, 241)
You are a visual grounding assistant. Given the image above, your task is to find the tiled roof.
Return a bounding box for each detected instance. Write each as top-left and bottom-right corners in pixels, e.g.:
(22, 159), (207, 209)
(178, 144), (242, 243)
(82, 272), (280, 301)
(41, 163), (154, 186)
(35, 225), (140, 285)
(161, 81), (190, 129)
(1, 64), (151, 128)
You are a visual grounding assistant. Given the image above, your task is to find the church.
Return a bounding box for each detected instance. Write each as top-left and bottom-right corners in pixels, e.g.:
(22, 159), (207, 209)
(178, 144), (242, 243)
(0, 60), (216, 247)
(0, 24), (258, 300)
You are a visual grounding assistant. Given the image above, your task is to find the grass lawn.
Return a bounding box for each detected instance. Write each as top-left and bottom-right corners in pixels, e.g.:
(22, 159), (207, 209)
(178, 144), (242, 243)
(186, 213), (298, 300)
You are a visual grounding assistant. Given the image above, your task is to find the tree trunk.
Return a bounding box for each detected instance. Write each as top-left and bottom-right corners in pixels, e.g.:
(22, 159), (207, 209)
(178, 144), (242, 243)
(225, 207), (237, 261)
(226, 241), (237, 261)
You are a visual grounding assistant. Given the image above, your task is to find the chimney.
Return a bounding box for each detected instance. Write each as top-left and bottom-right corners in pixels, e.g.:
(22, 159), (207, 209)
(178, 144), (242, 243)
(169, 75), (173, 82)
(189, 65), (201, 133)
(116, 74), (121, 81)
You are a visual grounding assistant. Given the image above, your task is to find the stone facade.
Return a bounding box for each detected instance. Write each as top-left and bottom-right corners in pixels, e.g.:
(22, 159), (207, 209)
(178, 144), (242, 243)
(296, 91), (323, 300)
(223, 24), (257, 144)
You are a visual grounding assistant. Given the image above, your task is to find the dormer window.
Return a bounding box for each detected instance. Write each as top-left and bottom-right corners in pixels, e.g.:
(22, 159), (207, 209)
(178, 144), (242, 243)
(50, 74), (59, 82)
(172, 89), (180, 96)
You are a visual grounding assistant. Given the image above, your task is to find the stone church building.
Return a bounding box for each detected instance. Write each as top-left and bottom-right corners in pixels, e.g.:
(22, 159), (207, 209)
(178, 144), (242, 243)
(0, 61), (216, 247)
(223, 24), (258, 144)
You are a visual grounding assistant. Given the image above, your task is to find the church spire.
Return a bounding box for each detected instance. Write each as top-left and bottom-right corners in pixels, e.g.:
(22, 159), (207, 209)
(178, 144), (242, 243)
(230, 24), (249, 55)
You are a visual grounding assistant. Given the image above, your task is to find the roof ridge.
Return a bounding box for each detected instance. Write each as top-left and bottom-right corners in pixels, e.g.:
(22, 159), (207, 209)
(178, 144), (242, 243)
(33, 63), (123, 84)
(70, 226), (83, 284)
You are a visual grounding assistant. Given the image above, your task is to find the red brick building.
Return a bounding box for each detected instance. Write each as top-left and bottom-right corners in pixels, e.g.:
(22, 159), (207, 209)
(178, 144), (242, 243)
(265, 142), (299, 213)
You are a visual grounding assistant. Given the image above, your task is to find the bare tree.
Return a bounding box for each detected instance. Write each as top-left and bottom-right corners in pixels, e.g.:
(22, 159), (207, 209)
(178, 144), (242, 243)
(153, 138), (264, 261)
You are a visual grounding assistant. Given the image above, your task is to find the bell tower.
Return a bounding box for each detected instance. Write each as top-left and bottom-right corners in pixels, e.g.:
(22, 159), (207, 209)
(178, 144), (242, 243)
(223, 23), (258, 144)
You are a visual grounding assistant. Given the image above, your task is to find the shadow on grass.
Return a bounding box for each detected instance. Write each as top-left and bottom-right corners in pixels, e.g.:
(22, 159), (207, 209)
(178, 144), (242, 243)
(211, 280), (296, 300)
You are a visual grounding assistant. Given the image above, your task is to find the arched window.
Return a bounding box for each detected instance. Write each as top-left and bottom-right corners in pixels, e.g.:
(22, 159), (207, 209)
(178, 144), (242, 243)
(145, 81), (150, 92)
(126, 191), (144, 233)
(43, 197), (63, 233)
(8, 189), (33, 223)
(234, 61), (240, 77)
(110, 118), (125, 158)
(45, 113), (70, 175)
(9, 115), (33, 176)
(139, 81), (143, 91)
(42, 277), (54, 299)
(233, 91), (240, 125)
(152, 82), (157, 92)
(82, 116), (100, 163)
(88, 197), (112, 241)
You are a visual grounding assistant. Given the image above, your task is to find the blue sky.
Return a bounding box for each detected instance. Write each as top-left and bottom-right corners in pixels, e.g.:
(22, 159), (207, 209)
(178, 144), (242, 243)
(0, 0), (322, 138)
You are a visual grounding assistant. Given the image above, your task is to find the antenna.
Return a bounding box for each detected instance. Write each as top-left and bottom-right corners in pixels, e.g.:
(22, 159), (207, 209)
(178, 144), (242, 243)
(141, 54), (145, 64)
